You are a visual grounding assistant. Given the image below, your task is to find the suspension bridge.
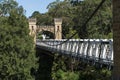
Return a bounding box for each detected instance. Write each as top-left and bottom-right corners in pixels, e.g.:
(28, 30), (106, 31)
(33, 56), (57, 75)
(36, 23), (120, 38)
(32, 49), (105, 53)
(28, 0), (120, 79)
(36, 39), (113, 68)
(28, 0), (114, 68)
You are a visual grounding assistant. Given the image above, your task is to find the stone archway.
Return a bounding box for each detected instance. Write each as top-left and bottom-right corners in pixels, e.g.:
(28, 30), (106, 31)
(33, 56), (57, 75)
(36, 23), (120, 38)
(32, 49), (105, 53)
(37, 30), (55, 39)
(28, 18), (62, 41)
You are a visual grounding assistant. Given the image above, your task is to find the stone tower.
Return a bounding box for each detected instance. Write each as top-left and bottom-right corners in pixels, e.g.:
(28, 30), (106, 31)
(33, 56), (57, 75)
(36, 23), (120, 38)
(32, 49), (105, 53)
(28, 18), (37, 42)
(54, 18), (62, 39)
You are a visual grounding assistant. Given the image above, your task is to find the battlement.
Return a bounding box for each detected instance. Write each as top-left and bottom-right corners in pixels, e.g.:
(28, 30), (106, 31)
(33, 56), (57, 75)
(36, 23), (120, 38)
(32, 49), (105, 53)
(28, 18), (36, 23)
(54, 18), (62, 24)
(37, 25), (54, 28)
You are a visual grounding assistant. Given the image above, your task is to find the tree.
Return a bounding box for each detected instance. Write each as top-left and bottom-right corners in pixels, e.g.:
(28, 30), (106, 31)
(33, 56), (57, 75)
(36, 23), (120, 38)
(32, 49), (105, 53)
(0, 0), (18, 16)
(72, 0), (112, 39)
(30, 11), (53, 25)
(0, 0), (36, 79)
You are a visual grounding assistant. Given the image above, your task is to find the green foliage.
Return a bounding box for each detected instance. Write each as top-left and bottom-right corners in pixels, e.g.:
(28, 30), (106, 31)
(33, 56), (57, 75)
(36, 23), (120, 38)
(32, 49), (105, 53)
(52, 54), (79, 80)
(0, 0), (36, 79)
(0, 0), (18, 16)
(52, 69), (79, 80)
(79, 66), (111, 80)
(66, 27), (79, 39)
(51, 53), (111, 80)
(30, 11), (53, 25)
(79, 0), (112, 39)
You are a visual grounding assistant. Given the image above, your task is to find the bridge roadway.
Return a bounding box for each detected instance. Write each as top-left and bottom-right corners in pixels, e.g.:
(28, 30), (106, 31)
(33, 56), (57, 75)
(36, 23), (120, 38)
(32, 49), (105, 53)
(36, 39), (113, 67)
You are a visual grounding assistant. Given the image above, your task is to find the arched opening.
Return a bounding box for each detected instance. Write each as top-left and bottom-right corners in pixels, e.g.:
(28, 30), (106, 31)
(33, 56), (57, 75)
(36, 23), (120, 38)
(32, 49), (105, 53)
(37, 30), (54, 39)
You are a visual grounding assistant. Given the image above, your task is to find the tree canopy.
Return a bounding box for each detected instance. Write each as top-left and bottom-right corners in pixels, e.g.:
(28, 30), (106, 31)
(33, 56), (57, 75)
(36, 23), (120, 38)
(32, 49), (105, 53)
(0, 0), (36, 79)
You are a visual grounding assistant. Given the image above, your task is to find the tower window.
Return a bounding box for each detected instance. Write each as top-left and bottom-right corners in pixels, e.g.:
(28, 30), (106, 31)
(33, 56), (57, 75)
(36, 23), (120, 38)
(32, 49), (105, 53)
(57, 26), (59, 31)
(32, 26), (34, 30)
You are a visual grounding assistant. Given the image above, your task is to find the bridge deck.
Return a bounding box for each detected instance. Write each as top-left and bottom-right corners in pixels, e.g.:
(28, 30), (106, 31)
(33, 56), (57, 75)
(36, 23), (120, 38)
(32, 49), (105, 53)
(36, 39), (113, 67)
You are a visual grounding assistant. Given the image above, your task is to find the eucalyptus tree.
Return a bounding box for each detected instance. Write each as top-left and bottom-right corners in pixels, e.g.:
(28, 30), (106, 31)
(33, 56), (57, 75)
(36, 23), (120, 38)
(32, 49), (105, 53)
(85, 0), (112, 39)
(30, 11), (53, 26)
(71, 0), (112, 39)
(0, 0), (37, 79)
(0, 0), (18, 16)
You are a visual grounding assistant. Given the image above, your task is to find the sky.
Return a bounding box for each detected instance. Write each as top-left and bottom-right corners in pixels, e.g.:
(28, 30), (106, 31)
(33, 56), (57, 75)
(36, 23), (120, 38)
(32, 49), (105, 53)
(16, 0), (57, 17)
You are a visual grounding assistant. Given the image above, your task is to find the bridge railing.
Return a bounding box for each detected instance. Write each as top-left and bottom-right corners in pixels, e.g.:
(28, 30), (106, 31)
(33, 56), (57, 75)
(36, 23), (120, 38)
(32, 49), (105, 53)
(36, 39), (113, 66)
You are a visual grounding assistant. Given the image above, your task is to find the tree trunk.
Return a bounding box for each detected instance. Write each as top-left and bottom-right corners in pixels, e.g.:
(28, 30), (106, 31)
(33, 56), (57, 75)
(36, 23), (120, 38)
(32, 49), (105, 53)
(113, 0), (120, 80)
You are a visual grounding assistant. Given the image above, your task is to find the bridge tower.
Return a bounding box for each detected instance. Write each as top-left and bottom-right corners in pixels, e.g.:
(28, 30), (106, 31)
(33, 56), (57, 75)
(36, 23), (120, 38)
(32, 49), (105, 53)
(28, 18), (37, 42)
(54, 18), (62, 39)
